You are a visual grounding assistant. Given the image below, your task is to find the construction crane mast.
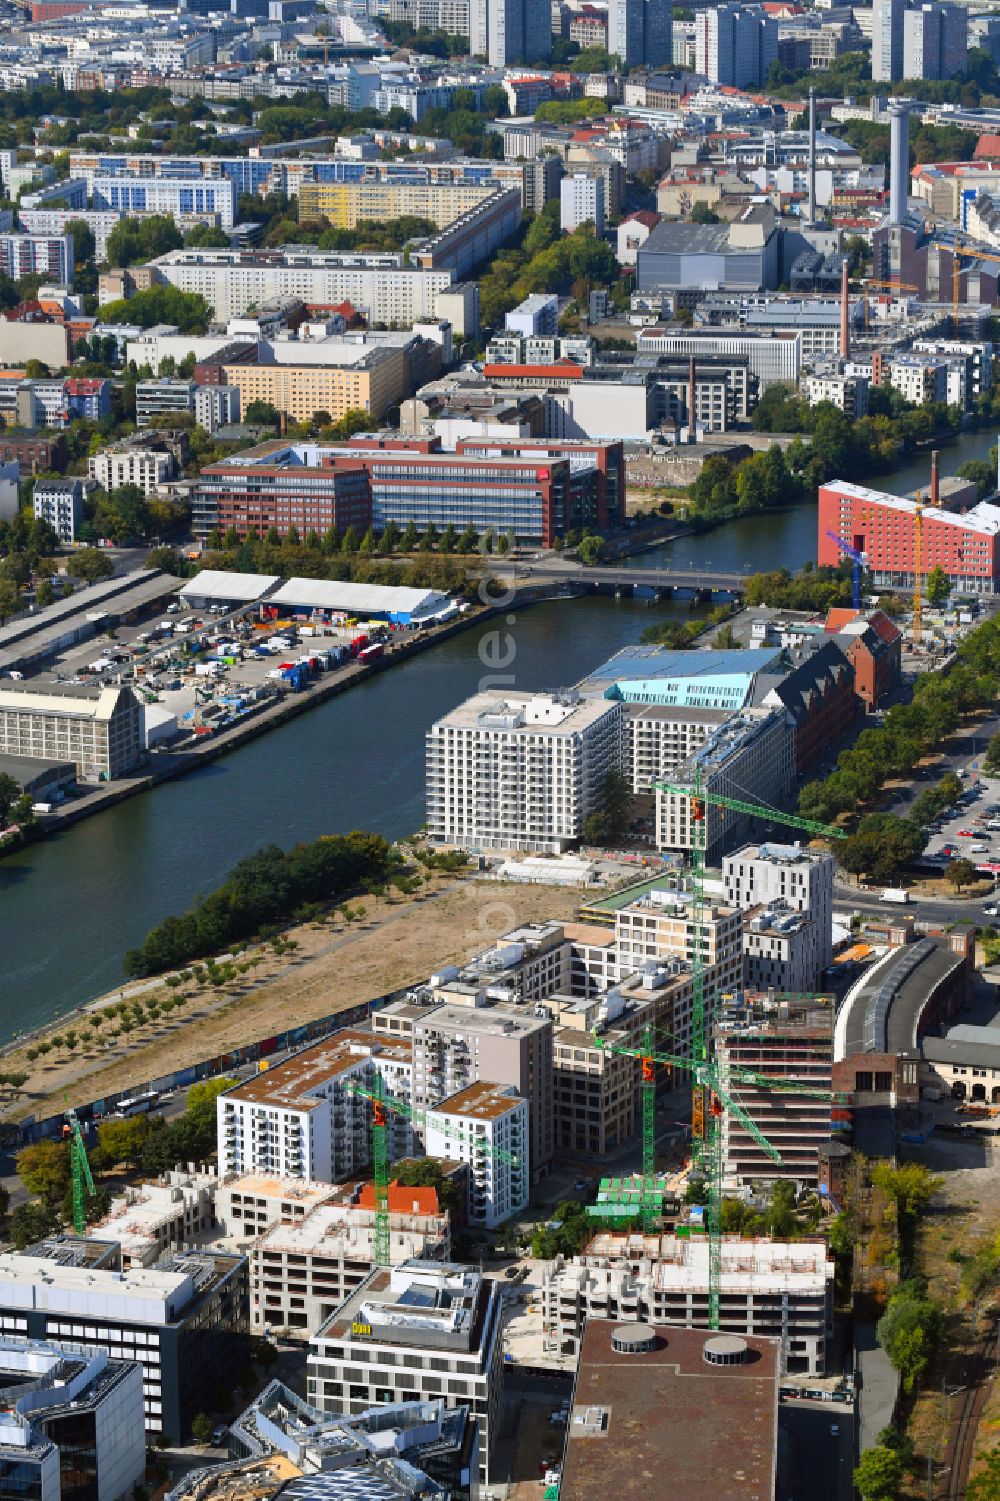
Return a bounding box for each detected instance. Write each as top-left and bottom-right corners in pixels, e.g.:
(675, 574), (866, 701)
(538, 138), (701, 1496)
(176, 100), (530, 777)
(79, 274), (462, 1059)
(62, 1109), (95, 1236)
(347, 1078), (521, 1267)
(641, 771), (846, 1326)
(825, 529), (865, 611)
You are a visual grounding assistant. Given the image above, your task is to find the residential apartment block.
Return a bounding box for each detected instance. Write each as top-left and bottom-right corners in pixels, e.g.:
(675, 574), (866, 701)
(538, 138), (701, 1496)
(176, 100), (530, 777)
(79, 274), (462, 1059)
(306, 1262), (504, 1483)
(723, 841), (835, 987)
(217, 1031), (414, 1185)
(33, 476), (85, 543)
(426, 689), (624, 853)
(89, 442), (174, 498)
(220, 347), (409, 426)
(410, 1001), (554, 1177)
(655, 709), (795, 860)
(0, 231), (73, 285)
(425, 1082), (528, 1228)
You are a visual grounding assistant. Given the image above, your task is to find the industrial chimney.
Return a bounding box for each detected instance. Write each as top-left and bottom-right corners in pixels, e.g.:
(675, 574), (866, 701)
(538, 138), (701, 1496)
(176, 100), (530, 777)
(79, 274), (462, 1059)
(807, 86), (817, 226)
(931, 449), (940, 506)
(889, 103), (909, 227)
(840, 258), (850, 360)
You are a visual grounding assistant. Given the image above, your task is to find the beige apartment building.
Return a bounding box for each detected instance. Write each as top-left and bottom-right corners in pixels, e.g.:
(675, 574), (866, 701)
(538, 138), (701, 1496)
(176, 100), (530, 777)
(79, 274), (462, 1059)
(222, 346), (407, 425)
(0, 680), (142, 781)
(297, 179), (498, 230)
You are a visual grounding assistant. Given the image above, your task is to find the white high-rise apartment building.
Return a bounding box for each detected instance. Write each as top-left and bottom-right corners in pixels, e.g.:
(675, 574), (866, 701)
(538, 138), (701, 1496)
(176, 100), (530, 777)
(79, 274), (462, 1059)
(694, 4), (778, 86)
(425, 1082), (529, 1228)
(560, 172), (606, 234)
(426, 689), (624, 854)
(608, 0), (672, 66)
(723, 841), (836, 980)
(873, 0), (905, 80)
(217, 1031), (414, 1184)
(0, 232), (72, 285)
(470, 0), (551, 65)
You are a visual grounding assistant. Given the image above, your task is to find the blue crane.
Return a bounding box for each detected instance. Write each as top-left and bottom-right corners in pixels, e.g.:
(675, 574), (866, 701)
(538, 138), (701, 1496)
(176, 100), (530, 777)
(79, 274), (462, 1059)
(826, 529), (865, 610)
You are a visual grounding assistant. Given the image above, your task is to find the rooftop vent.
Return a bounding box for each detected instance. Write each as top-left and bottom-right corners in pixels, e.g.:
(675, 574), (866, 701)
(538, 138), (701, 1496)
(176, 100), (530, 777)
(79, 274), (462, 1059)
(703, 1334), (749, 1367)
(610, 1323), (657, 1354)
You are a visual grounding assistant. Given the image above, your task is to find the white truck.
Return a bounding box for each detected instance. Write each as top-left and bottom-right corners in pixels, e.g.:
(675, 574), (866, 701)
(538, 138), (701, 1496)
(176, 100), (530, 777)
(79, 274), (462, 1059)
(881, 888), (910, 904)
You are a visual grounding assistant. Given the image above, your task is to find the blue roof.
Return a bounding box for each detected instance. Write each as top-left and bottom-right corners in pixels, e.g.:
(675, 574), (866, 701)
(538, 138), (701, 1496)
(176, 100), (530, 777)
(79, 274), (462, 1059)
(577, 645), (783, 710)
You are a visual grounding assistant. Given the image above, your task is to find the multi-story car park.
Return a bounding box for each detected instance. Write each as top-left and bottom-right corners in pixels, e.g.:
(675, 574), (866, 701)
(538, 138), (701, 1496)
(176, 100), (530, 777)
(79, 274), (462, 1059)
(0, 1242), (249, 1442)
(426, 689), (624, 852)
(0, 681), (142, 781)
(541, 1231), (834, 1374)
(306, 1261), (504, 1484)
(217, 1031), (414, 1185)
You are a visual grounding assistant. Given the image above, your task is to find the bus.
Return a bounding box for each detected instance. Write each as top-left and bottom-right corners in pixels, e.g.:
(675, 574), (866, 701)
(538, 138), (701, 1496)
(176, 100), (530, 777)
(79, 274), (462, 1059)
(113, 1091), (159, 1118)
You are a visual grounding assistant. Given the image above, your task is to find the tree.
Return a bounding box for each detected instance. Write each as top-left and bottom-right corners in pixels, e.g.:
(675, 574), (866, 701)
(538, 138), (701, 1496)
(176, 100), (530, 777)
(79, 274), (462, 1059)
(0, 771), (20, 827)
(690, 200), (720, 224)
(0, 579), (22, 623)
(10, 1199), (62, 1250)
(244, 400), (280, 427)
(968, 1447), (1000, 1501)
(945, 857), (978, 889)
(839, 814), (926, 885)
(105, 214), (183, 268)
(871, 1162), (943, 1218)
(97, 1115), (152, 1168)
(577, 534), (604, 565)
(35, 578), (54, 607)
(67, 548), (114, 584)
(876, 1281), (943, 1392)
(64, 217), (96, 266)
(16, 1140), (71, 1204)
(854, 1446), (903, 1501)
(185, 224), (230, 249)
(713, 623), (743, 650)
(926, 564), (950, 606)
(392, 1156), (459, 1216)
(191, 1413), (213, 1446)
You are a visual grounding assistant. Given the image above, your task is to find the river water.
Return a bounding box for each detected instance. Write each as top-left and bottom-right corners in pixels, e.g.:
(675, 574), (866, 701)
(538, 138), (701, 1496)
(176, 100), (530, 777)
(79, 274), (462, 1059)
(1, 426), (995, 1036)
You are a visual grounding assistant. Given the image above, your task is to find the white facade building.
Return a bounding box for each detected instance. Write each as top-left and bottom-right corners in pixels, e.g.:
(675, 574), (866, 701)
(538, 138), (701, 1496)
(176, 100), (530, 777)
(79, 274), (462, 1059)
(426, 689), (624, 854)
(425, 1082), (528, 1228)
(307, 1262), (504, 1483)
(33, 477), (84, 543)
(694, 4), (779, 86)
(88, 445), (173, 497)
(151, 248), (455, 327)
(656, 709), (795, 860)
(803, 373), (868, 417)
(0, 232), (72, 285)
(194, 383), (240, 432)
(560, 172), (605, 234)
(92, 175), (236, 228)
(723, 841), (836, 984)
(217, 1031), (414, 1185)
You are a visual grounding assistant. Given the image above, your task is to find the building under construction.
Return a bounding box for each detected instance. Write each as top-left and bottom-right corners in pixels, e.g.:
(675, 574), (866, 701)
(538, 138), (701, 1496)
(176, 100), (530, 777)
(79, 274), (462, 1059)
(715, 993), (839, 1189)
(541, 1231), (834, 1374)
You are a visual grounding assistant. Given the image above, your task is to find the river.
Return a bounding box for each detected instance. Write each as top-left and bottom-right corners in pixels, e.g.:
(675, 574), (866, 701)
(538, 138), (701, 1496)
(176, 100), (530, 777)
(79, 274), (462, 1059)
(1, 424), (995, 1037)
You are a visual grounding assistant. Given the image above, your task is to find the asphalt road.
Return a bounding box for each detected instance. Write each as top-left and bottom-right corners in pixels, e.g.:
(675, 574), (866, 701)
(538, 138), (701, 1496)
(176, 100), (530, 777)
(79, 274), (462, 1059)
(779, 1403), (855, 1501)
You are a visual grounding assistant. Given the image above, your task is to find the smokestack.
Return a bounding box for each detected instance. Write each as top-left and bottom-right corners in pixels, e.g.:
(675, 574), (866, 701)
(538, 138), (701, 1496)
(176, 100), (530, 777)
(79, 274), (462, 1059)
(931, 449), (940, 506)
(840, 258), (850, 359)
(889, 103), (909, 227)
(688, 354), (696, 443)
(808, 86), (817, 226)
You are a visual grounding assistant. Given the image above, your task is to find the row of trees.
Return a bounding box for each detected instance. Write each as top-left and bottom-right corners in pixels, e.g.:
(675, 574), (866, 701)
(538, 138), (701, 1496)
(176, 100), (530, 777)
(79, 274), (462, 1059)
(478, 198), (619, 330)
(122, 831), (391, 977)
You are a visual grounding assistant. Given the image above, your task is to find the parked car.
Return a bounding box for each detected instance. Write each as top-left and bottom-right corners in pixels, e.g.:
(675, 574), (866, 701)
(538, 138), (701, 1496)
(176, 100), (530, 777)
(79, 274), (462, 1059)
(211, 1425), (229, 1448)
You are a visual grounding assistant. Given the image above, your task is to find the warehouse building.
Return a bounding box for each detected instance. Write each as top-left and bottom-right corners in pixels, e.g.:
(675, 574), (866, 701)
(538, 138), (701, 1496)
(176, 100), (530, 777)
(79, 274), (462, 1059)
(176, 570), (281, 609)
(267, 577), (452, 625)
(0, 681), (142, 781)
(560, 1322), (779, 1501)
(307, 1261), (504, 1484)
(0, 1338), (145, 1501)
(541, 1231), (833, 1373)
(635, 205), (781, 294)
(425, 689), (625, 853)
(0, 1245), (249, 1443)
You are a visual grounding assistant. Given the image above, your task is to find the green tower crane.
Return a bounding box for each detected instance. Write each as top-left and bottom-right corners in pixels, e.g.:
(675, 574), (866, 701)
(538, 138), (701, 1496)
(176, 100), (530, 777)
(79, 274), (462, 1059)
(346, 1077), (523, 1267)
(606, 771), (848, 1326)
(63, 1108), (95, 1236)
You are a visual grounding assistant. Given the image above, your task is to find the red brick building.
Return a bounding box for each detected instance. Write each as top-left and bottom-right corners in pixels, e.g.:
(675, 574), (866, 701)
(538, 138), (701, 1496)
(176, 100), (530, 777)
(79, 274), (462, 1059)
(824, 608), (902, 712)
(759, 637), (859, 772)
(818, 480), (1000, 594)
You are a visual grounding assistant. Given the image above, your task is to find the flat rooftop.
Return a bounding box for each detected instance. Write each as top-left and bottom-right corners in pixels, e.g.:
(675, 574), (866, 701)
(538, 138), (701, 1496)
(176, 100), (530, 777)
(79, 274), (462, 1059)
(222, 1031), (412, 1113)
(432, 1081), (522, 1122)
(560, 1319), (779, 1501)
(433, 689), (617, 736)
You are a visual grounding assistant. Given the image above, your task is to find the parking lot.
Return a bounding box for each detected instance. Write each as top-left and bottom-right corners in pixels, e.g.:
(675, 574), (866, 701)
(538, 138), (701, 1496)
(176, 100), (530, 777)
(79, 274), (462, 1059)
(921, 772), (1000, 914)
